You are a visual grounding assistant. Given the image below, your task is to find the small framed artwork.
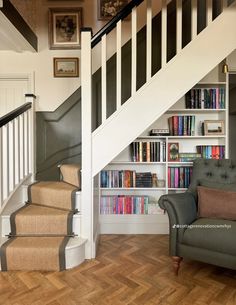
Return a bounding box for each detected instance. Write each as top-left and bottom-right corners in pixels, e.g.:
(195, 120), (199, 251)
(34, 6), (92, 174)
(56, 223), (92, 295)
(98, 0), (128, 20)
(204, 120), (225, 135)
(49, 7), (83, 49)
(168, 143), (179, 162)
(53, 58), (79, 77)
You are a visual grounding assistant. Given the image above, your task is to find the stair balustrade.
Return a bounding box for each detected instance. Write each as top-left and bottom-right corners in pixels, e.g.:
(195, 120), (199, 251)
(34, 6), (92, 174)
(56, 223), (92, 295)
(0, 94), (36, 210)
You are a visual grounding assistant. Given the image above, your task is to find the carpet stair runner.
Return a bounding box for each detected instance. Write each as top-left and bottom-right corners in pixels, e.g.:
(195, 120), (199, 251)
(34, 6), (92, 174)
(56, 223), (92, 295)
(0, 164), (81, 272)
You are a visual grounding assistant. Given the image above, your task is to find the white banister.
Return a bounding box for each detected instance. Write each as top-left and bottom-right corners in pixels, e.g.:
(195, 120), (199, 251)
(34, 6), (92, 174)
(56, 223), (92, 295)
(146, 0), (152, 81)
(131, 6), (137, 95)
(176, 0), (182, 53)
(0, 94), (36, 208)
(161, 0), (167, 67)
(81, 29), (94, 259)
(101, 35), (107, 123)
(116, 20), (122, 110)
(207, 0), (213, 25)
(191, 0), (197, 39)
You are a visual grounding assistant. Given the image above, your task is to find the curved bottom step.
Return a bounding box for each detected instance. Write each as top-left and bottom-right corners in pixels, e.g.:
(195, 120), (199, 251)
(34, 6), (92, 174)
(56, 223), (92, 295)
(0, 237), (87, 271)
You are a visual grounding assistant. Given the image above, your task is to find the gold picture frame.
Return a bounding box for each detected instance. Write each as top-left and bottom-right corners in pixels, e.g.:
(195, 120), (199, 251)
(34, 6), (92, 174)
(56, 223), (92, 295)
(53, 57), (79, 77)
(49, 7), (83, 49)
(97, 0), (128, 20)
(204, 120), (225, 135)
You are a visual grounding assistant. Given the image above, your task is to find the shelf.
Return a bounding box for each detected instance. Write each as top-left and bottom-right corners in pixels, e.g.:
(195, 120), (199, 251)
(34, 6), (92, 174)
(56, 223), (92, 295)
(168, 162), (193, 165)
(101, 187), (166, 191)
(166, 109), (226, 113)
(138, 135), (226, 139)
(110, 161), (166, 165)
(196, 82), (226, 85)
(168, 188), (188, 191)
(100, 214), (167, 222)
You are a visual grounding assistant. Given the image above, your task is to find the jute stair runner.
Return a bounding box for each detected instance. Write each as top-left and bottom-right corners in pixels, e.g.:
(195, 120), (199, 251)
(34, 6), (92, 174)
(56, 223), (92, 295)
(0, 164), (81, 272)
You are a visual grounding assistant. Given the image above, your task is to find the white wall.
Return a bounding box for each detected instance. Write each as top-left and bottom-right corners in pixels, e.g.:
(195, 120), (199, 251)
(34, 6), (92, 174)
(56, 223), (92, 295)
(0, 0), (162, 112)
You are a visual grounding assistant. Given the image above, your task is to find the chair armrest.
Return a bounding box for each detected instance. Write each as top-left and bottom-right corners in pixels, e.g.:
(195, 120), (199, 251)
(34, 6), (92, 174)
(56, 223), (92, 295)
(158, 192), (197, 256)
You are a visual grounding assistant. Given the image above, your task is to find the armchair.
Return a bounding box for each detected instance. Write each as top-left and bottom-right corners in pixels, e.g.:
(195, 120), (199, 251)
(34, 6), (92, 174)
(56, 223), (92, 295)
(159, 158), (236, 274)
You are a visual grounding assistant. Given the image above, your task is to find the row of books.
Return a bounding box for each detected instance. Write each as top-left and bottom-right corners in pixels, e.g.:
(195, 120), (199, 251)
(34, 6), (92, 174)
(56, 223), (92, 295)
(178, 153), (202, 162)
(168, 166), (193, 188)
(196, 145), (225, 159)
(185, 88), (225, 109)
(131, 141), (166, 162)
(100, 196), (149, 214)
(100, 170), (154, 188)
(168, 116), (195, 136)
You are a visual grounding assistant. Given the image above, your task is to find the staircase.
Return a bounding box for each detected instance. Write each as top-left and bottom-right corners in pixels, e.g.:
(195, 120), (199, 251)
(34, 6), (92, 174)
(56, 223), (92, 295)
(81, 0), (236, 259)
(1, 0), (236, 269)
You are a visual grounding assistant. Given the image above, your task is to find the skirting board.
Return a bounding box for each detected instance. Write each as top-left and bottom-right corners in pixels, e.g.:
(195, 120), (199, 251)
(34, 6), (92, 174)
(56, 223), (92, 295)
(99, 214), (169, 234)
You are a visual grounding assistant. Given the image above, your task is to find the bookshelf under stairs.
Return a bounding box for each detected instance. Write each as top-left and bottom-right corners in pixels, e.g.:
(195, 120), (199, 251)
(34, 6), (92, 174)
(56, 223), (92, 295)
(0, 165), (86, 271)
(99, 71), (228, 234)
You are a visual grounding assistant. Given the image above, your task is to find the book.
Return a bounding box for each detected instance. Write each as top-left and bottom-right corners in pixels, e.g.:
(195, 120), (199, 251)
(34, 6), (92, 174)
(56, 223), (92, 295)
(168, 142), (179, 162)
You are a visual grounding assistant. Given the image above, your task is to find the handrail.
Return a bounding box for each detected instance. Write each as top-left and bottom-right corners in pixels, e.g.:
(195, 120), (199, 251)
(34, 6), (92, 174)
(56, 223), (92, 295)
(0, 102), (32, 128)
(91, 0), (144, 48)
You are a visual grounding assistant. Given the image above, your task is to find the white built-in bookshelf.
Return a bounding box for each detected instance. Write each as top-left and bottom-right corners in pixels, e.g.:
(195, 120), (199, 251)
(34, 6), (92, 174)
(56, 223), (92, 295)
(99, 68), (228, 234)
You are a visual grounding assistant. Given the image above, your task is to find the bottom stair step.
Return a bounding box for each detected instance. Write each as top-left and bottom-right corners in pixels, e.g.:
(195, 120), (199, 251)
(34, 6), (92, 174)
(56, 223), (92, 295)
(0, 237), (87, 271)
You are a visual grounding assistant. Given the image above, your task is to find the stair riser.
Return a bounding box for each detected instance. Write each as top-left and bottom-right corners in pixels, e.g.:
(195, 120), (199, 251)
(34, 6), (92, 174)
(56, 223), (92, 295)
(1, 214), (81, 237)
(22, 185), (81, 211)
(0, 237), (87, 271)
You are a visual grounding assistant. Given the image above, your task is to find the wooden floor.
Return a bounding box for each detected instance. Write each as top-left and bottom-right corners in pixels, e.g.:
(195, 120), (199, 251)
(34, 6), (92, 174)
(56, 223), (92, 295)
(1, 235), (236, 305)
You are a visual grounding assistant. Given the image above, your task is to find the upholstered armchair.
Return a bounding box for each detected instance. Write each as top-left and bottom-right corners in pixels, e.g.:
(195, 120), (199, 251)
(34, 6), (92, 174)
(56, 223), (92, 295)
(159, 158), (236, 275)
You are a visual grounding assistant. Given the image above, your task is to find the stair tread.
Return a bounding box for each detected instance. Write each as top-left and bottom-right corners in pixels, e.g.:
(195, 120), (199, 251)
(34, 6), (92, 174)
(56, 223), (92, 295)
(0, 237), (86, 249)
(15, 204), (73, 216)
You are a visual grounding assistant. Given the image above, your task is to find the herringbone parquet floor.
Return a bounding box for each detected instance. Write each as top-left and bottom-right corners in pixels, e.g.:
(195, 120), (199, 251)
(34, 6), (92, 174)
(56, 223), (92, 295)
(1, 235), (236, 305)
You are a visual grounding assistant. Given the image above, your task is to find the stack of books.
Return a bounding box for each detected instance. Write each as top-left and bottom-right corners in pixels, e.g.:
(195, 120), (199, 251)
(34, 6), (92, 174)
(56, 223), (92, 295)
(178, 153), (202, 162)
(185, 88), (225, 109)
(131, 141), (166, 162)
(100, 196), (149, 215)
(196, 145), (225, 159)
(135, 172), (153, 188)
(168, 115), (196, 136)
(100, 170), (136, 188)
(168, 166), (193, 188)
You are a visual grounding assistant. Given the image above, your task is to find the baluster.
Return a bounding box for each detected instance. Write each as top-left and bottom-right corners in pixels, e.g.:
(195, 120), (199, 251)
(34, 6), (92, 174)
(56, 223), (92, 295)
(14, 117), (20, 185)
(207, 0), (212, 25)
(161, 0), (167, 67)
(116, 20), (122, 110)
(8, 120), (15, 191)
(24, 111), (29, 175)
(101, 35), (107, 123)
(146, 0), (152, 81)
(0, 128), (3, 205)
(176, 0), (182, 53)
(191, 0), (197, 39)
(2, 124), (9, 200)
(131, 6), (137, 95)
(19, 114), (24, 180)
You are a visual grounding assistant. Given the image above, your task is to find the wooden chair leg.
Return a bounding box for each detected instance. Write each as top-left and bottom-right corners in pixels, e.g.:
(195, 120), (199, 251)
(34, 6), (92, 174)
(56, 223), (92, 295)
(172, 256), (183, 275)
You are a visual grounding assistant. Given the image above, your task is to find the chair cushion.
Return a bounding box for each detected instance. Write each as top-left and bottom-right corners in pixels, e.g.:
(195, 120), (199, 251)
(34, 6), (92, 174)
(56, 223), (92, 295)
(182, 218), (236, 256)
(198, 186), (236, 220)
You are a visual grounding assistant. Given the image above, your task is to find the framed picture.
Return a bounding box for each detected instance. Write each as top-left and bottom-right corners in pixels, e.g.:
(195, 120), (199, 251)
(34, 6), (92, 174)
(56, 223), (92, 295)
(168, 143), (179, 162)
(98, 0), (128, 20)
(49, 7), (83, 49)
(53, 58), (79, 77)
(204, 120), (225, 135)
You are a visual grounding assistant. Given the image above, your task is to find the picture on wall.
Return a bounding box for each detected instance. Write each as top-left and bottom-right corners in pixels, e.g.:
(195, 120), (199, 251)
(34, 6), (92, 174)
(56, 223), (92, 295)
(49, 7), (83, 49)
(98, 0), (128, 20)
(53, 57), (79, 77)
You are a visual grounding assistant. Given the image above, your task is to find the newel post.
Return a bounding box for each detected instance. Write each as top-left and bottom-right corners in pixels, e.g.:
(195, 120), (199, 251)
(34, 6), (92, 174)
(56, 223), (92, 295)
(81, 28), (94, 259)
(25, 93), (36, 181)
